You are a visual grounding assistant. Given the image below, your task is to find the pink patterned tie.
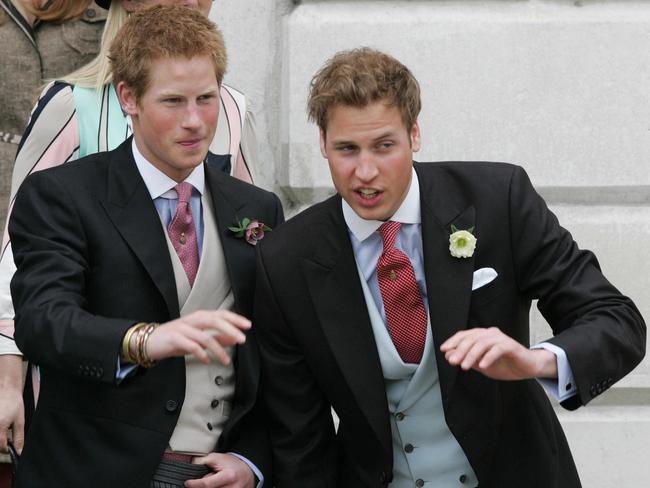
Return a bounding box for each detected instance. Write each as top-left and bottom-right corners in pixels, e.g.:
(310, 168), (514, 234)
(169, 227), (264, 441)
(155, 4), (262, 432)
(167, 182), (199, 287)
(377, 221), (427, 364)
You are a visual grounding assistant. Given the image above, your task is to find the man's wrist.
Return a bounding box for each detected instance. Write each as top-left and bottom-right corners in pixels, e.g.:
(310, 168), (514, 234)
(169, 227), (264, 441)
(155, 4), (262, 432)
(0, 354), (25, 390)
(531, 347), (558, 379)
(121, 322), (158, 367)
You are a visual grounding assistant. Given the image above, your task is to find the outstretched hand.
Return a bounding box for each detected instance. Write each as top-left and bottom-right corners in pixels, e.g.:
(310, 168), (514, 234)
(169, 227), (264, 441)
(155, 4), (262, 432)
(145, 310), (251, 366)
(440, 327), (557, 381)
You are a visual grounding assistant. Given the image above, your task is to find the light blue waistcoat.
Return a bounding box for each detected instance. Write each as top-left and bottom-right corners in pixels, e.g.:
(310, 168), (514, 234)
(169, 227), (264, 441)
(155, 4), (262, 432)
(357, 267), (478, 488)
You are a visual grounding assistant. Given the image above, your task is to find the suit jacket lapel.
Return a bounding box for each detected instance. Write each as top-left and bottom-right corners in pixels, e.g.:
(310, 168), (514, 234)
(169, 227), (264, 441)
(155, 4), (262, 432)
(203, 157), (253, 316)
(100, 139), (179, 318)
(300, 196), (392, 456)
(416, 164), (476, 404)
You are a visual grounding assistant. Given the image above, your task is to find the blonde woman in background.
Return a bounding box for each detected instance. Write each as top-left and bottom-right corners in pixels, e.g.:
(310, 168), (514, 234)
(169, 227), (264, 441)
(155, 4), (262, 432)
(0, 0), (105, 467)
(0, 0), (259, 459)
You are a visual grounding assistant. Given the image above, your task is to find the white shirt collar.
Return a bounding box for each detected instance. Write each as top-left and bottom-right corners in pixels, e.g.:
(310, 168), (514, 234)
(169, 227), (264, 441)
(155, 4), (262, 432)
(342, 167), (421, 242)
(131, 138), (205, 200)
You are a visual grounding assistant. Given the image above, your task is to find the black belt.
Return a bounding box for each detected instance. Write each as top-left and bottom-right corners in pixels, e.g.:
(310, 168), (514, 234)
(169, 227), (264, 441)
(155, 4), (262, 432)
(150, 453), (210, 488)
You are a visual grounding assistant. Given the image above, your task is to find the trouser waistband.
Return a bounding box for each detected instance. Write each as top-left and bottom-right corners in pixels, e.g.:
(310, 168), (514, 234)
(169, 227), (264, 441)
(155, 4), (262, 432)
(150, 453), (210, 488)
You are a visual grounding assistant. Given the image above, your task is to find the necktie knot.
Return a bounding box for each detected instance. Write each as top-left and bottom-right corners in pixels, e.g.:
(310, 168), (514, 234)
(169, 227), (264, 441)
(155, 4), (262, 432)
(379, 221), (401, 252)
(174, 182), (193, 204)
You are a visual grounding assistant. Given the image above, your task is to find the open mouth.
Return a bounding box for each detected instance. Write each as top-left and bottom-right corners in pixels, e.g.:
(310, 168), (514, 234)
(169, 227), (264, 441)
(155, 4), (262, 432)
(358, 189), (379, 199)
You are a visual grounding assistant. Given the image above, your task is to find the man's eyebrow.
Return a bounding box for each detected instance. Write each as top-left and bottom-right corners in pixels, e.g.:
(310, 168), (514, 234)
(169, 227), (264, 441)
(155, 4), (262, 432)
(331, 139), (357, 146)
(331, 131), (396, 145)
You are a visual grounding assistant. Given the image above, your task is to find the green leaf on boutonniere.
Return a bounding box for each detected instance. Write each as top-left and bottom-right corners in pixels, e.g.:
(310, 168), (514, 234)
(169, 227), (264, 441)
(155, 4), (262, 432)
(451, 224), (474, 234)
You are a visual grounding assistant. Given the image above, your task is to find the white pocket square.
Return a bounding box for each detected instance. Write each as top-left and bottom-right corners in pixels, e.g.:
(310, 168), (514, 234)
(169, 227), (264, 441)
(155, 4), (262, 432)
(472, 267), (498, 291)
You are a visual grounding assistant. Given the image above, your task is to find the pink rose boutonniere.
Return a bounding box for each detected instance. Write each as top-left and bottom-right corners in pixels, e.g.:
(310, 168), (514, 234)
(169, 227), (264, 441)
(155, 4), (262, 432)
(229, 218), (272, 246)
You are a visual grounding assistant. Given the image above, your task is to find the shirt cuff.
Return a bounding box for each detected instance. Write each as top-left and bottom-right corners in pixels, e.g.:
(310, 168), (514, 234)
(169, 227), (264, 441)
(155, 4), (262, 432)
(532, 342), (577, 401)
(115, 356), (138, 383)
(228, 452), (264, 488)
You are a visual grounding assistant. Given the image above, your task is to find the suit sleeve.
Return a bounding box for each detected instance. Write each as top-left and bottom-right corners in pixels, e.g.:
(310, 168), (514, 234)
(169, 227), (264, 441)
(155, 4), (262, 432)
(507, 165), (646, 409)
(253, 244), (339, 487)
(10, 170), (134, 383)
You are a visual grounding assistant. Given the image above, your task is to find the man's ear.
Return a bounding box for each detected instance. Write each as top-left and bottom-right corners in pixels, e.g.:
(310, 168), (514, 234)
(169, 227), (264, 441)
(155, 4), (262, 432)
(116, 81), (138, 117)
(319, 128), (328, 158)
(410, 121), (421, 152)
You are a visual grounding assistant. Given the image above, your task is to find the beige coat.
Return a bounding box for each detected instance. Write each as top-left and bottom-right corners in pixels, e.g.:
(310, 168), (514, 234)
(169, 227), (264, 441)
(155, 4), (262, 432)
(0, 1), (105, 231)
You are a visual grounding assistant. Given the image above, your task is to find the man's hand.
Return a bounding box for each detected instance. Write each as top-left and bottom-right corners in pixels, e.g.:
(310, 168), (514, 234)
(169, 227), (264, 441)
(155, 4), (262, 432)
(144, 310), (251, 366)
(185, 453), (255, 488)
(440, 327), (558, 381)
(0, 354), (25, 454)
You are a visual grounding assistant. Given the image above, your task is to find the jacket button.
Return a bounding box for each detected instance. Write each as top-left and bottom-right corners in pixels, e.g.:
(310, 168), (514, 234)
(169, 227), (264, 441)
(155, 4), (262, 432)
(404, 443), (414, 453)
(211, 399), (220, 409)
(85, 8), (96, 18)
(415, 479), (424, 487)
(165, 400), (178, 412)
(379, 472), (386, 485)
(395, 412), (405, 421)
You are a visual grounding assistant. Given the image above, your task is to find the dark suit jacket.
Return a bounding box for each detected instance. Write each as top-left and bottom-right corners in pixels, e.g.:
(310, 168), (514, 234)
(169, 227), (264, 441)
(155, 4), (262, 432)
(9, 138), (283, 488)
(254, 162), (646, 488)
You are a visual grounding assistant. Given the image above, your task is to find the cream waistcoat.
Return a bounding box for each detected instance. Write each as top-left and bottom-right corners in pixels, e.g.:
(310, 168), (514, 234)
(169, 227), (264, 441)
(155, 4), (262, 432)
(163, 186), (236, 454)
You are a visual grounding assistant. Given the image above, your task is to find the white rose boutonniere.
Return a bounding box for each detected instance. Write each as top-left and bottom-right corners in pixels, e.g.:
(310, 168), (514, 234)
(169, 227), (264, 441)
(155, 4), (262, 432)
(449, 225), (477, 258)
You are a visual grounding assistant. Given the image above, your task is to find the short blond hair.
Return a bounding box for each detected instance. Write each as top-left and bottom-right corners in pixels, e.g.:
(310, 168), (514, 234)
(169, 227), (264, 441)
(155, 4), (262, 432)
(307, 47), (421, 133)
(109, 4), (226, 102)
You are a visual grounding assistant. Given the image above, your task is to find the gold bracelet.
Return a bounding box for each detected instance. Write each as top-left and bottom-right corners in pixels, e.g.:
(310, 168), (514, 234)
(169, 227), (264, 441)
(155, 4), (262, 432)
(138, 322), (159, 368)
(135, 324), (147, 365)
(121, 322), (147, 363)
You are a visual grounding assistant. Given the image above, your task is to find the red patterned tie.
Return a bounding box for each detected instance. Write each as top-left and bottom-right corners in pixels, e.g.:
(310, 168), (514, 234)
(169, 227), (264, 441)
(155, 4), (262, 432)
(377, 221), (427, 364)
(167, 182), (199, 287)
